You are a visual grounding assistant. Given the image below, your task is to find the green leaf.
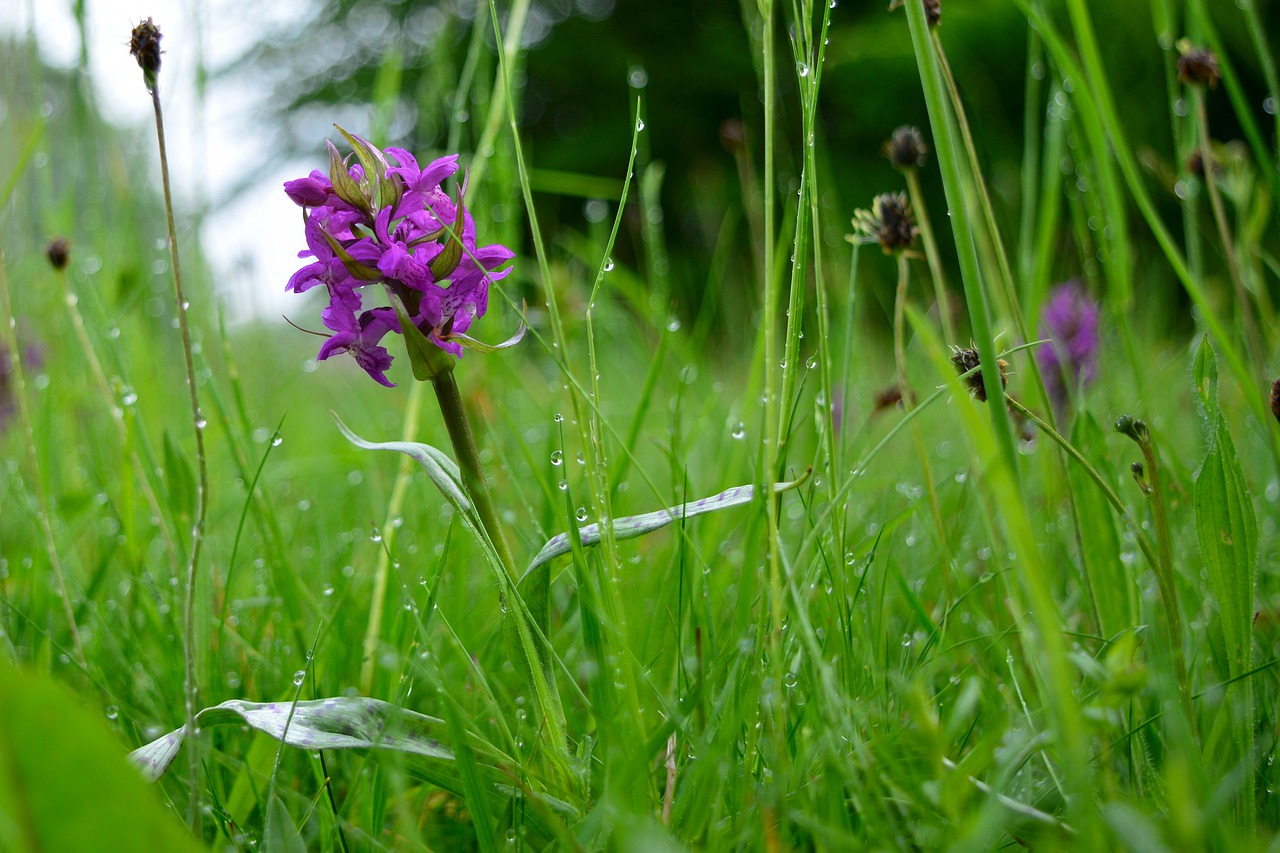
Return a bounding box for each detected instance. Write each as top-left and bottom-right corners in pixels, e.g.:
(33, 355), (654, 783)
(1192, 340), (1257, 678)
(162, 429), (196, 525)
(262, 794), (306, 853)
(0, 663), (203, 853)
(521, 471), (810, 582)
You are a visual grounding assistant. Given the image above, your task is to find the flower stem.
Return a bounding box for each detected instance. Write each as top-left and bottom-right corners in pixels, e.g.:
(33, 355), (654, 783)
(431, 371), (517, 580)
(148, 80), (209, 834)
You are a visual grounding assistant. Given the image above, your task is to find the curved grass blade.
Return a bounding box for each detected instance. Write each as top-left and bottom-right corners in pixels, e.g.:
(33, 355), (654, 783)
(521, 471), (810, 582)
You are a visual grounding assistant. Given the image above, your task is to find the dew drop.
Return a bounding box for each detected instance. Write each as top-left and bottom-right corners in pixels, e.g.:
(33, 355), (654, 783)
(194, 417), (208, 430)
(1266, 96), (1276, 115)
(322, 583), (335, 597)
(603, 257), (615, 272)
(636, 118), (646, 131)
(575, 451), (586, 465)
(554, 412), (564, 423)
(557, 479), (569, 491)
(271, 435), (284, 447)
(797, 62), (810, 77)
(550, 450), (563, 466)
(805, 355), (818, 370)
(575, 507), (588, 522)
(105, 705), (119, 720)
(666, 317), (682, 332)
(731, 423), (746, 439)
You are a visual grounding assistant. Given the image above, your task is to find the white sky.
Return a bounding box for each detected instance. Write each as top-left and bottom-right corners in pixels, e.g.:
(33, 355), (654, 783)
(2, 0), (311, 323)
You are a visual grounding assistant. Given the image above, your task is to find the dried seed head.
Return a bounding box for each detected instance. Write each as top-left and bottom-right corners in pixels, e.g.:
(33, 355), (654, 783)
(1177, 41), (1219, 89)
(45, 237), (71, 270)
(883, 125), (929, 171)
(872, 385), (905, 414)
(129, 17), (163, 91)
(853, 192), (918, 254)
(949, 342), (1008, 403)
(1270, 378), (1280, 425)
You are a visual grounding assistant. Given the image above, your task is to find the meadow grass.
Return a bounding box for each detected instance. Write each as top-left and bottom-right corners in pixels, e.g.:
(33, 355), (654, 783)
(2, 0), (1279, 850)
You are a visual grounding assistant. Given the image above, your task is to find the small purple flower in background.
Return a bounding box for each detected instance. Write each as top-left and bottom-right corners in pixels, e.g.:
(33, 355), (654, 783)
(1035, 279), (1101, 411)
(284, 129), (515, 386)
(0, 326), (44, 430)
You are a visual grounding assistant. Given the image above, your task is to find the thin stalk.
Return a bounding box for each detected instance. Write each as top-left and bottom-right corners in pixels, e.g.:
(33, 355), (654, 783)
(903, 167), (953, 343)
(0, 257), (86, 671)
(147, 76), (209, 834)
(893, 254), (955, 595)
(431, 371), (517, 580)
(1193, 88), (1265, 373)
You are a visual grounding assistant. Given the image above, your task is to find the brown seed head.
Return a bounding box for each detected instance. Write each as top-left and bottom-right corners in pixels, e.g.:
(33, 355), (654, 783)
(883, 125), (929, 171)
(853, 192), (917, 254)
(888, 0), (940, 27)
(45, 237), (71, 270)
(129, 17), (163, 91)
(1177, 42), (1220, 89)
(949, 342), (1009, 403)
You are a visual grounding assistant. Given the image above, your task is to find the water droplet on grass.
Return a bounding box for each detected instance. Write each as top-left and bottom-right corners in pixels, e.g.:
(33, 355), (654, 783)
(292, 670), (306, 686)
(576, 507), (588, 522)
(550, 450), (563, 466)
(731, 423), (746, 439)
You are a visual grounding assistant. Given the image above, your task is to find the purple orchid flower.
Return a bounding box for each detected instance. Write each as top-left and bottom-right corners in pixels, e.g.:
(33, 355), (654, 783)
(1035, 279), (1101, 412)
(284, 132), (514, 385)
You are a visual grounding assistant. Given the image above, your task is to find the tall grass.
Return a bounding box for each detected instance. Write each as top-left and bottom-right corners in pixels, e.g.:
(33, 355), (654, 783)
(2, 0), (1279, 849)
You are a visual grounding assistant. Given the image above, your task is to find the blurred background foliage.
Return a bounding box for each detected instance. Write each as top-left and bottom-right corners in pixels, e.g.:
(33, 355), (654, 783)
(227, 0), (1280, 335)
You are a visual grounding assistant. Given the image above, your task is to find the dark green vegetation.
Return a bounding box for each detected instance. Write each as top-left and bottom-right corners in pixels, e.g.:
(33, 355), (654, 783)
(3, 0), (1280, 849)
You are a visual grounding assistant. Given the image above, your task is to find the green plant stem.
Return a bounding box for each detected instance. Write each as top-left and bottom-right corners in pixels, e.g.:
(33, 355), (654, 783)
(903, 168), (953, 343)
(1007, 397), (1194, 725)
(1193, 88), (1265, 373)
(431, 371), (517, 580)
(148, 79), (209, 835)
